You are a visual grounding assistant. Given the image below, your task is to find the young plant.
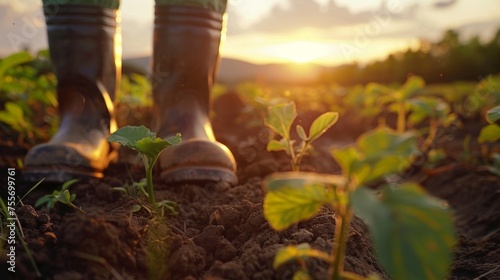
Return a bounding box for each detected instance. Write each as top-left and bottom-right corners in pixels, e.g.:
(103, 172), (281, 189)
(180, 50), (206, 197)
(406, 96), (457, 152)
(35, 179), (84, 213)
(108, 125), (181, 216)
(265, 101), (338, 171)
(364, 76), (426, 133)
(113, 177), (149, 198)
(263, 127), (456, 280)
(370, 76), (458, 157)
(478, 105), (500, 144)
(477, 106), (500, 174)
(113, 178), (176, 215)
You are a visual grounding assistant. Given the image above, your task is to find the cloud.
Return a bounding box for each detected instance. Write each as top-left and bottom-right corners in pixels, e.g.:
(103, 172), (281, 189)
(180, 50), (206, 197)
(454, 19), (500, 39)
(246, 0), (374, 33)
(238, 0), (422, 34)
(433, 0), (458, 9)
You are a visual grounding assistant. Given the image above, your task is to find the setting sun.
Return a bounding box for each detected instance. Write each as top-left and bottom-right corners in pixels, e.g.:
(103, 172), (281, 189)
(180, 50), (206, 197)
(263, 41), (332, 63)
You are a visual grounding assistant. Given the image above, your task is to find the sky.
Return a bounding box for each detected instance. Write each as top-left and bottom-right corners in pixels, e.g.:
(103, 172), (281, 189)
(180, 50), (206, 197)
(1, 0), (500, 66)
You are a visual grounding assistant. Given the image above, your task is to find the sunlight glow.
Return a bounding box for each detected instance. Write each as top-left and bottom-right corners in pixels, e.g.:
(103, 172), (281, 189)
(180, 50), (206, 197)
(262, 41), (333, 63)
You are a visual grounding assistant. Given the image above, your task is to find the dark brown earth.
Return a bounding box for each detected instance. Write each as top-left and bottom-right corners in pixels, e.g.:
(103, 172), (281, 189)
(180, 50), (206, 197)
(0, 93), (499, 280)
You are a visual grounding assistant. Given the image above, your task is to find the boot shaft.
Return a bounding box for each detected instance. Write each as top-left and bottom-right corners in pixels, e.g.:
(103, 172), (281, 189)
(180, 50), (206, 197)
(44, 5), (120, 120)
(152, 6), (224, 115)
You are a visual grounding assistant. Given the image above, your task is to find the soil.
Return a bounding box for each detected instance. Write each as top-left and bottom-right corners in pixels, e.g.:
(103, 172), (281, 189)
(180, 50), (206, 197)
(0, 93), (499, 280)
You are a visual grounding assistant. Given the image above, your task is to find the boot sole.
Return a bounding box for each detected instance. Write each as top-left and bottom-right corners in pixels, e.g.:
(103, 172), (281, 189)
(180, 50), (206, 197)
(22, 166), (104, 184)
(22, 148), (118, 183)
(160, 166), (237, 187)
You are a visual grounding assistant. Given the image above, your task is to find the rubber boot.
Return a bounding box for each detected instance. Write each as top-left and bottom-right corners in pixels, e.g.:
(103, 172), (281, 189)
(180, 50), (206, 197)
(152, 6), (237, 185)
(23, 5), (120, 183)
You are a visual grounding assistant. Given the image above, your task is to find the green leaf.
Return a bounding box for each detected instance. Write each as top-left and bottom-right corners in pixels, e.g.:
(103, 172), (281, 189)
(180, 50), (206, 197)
(0, 51), (33, 79)
(293, 270), (312, 280)
(109, 126), (181, 162)
(273, 243), (330, 269)
(399, 76), (425, 99)
(55, 190), (72, 204)
(408, 97), (449, 125)
(0, 112), (19, 130)
(341, 271), (380, 280)
(296, 125), (308, 141)
(267, 139), (287, 152)
(333, 128), (417, 184)
(5, 102), (24, 119)
(34, 196), (52, 208)
(164, 133), (182, 145)
(130, 205), (142, 213)
(308, 112), (338, 142)
(0, 102), (29, 133)
(265, 102), (297, 138)
(37, 49), (50, 59)
(156, 200), (178, 215)
(331, 147), (368, 180)
(264, 172), (343, 230)
(486, 105), (500, 124)
(61, 179), (79, 191)
(358, 128), (416, 157)
(358, 128), (417, 182)
(136, 133), (181, 160)
(108, 125), (157, 149)
(352, 184), (455, 280)
(365, 83), (390, 96)
(478, 124), (500, 143)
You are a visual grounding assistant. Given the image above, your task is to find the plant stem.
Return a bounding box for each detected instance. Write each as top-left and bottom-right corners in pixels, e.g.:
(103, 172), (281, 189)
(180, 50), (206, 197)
(294, 141), (311, 172)
(287, 136), (298, 171)
(421, 119), (438, 153)
(146, 165), (157, 206)
(330, 206), (353, 280)
(397, 101), (406, 133)
(142, 155), (157, 207)
(69, 203), (85, 213)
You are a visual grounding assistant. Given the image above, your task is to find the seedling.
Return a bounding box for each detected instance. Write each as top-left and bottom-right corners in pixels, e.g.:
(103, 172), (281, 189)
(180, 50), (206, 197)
(407, 96), (457, 151)
(264, 127), (455, 280)
(463, 75), (500, 118)
(108, 125), (181, 216)
(368, 76), (457, 137)
(265, 101), (338, 171)
(478, 105), (500, 144)
(35, 179), (84, 213)
(477, 106), (500, 174)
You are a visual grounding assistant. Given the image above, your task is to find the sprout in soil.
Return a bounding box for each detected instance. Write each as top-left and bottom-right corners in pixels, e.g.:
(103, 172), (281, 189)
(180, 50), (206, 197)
(264, 127), (456, 280)
(109, 125), (181, 216)
(265, 101), (338, 171)
(35, 179), (84, 213)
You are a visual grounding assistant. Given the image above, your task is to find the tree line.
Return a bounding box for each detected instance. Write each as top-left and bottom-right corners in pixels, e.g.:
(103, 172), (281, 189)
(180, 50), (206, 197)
(320, 28), (500, 85)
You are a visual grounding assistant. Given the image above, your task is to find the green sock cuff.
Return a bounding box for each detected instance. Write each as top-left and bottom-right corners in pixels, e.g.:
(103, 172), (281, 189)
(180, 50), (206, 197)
(42, 0), (120, 9)
(155, 0), (226, 14)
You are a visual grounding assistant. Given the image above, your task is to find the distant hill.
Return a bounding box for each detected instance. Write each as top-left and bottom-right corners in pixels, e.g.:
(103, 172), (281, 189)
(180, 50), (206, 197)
(123, 56), (332, 84)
